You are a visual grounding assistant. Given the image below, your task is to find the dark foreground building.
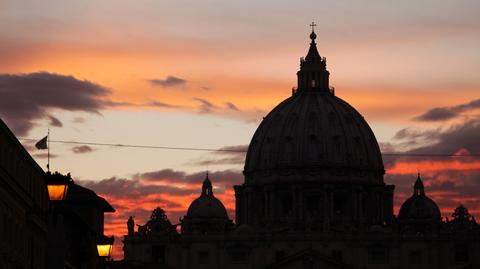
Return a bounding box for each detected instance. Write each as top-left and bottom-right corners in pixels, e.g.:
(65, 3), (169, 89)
(0, 119), (115, 269)
(0, 119), (49, 269)
(118, 30), (480, 269)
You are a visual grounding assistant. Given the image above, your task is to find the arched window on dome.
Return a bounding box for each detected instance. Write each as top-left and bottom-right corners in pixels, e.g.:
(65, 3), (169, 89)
(307, 111), (322, 162)
(281, 136), (294, 163)
(332, 135), (343, 163)
(328, 110), (336, 125)
(354, 136), (365, 166)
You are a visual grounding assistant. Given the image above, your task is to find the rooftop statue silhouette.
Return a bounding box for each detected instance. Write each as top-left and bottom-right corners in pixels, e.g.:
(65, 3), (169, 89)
(127, 216), (135, 236)
(136, 207), (175, 236)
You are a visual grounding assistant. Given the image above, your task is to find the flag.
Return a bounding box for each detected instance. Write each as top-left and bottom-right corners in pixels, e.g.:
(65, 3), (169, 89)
(35, 136), (48, 150)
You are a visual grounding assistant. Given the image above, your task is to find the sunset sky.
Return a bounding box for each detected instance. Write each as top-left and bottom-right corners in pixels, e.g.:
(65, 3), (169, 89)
(1, 0), (479, 258)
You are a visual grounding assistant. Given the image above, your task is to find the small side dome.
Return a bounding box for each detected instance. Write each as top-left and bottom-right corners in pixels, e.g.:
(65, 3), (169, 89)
(398, 174), (441, 221)
(185, 174), (229, 219)
(181, 173), (233, 234)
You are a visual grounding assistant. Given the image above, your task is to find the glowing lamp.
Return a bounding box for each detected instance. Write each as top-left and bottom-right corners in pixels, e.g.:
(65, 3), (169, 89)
(97, 236), (114, 258)
(45, 172), (72, 201)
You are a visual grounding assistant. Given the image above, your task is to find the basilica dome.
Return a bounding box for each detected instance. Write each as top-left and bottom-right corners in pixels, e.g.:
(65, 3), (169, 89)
(398, 175), (441, 221)
(185, 175), (229, 220)
(244, 32), (384, 184)
(186, 195), (229, 219)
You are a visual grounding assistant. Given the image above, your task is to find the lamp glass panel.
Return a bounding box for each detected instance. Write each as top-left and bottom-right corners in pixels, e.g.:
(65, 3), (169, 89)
(97, 244), (112, 257)
(47, 185), (68, 201)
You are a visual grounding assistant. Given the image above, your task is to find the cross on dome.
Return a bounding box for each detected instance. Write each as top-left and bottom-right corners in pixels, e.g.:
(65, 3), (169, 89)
(309, 21), (317, 41)
(310, 21), (317, 32)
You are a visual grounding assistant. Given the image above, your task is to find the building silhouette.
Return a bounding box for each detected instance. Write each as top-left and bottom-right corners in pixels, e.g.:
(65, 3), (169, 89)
(118, 30), (480, 269)
(47, 177), (115, 269)
(0, 119), (49, 269)
(0, 119), (115, 269)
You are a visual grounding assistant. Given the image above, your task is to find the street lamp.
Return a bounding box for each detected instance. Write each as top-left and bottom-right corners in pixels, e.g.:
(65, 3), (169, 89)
(45, 172), (72, 201)
(45, 172), (73, 269)
(97, 235), (114, 258)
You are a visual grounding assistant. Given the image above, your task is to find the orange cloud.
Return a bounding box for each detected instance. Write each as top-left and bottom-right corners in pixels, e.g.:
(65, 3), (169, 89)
(387, 159), (480, 175)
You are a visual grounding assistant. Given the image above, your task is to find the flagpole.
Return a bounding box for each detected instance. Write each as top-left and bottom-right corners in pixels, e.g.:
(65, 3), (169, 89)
(47, 129), (50, 172)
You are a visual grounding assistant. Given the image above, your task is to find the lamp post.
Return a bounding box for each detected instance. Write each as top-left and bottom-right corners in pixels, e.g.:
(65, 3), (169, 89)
(45, 171), (72, 269)
(97, 235), (114, 269)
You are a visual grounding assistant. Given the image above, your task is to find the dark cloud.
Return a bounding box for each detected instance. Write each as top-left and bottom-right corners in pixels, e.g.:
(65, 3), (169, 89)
(382, 119), (480, 168)
(48, 115), (63, 127)
(144, 101), (179, 108)
(149, 198), (183, 209)
(183, 170), (243, 186)
(139, 168), (243, 188)
(398, 119), (480, 155)
(414, 98), (480, 121)
(392, 128), (438, 141)
(33, 153), (58, 159)
(215, 145), (248, 154)
(195, 157), (245, 166)
(225, 102), (240, 111)
(79, 176), (195, 199)
(193, 97), (216, 113)
(102, 100), (135, 107)
(414, 108), (458, 122)
(200, 86), (212, 91)
(149, 76), (187, 88)
(72, 145), (94, 154)
(0, 72), (109, 135)
(140, 169), (186, 182)
(379, 142), (396, 153)
(192, 145), (247, 166)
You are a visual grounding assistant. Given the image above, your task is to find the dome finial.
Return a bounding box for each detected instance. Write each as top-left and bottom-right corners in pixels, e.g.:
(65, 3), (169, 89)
(309, 21), (317, 42)
(414, 172), (425, 196)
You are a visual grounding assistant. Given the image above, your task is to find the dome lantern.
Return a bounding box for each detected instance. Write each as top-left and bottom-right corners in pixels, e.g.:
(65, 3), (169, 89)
(201, 172), (213, 197)
(414, 173), (425, 196)
(297, 22), (330, 92)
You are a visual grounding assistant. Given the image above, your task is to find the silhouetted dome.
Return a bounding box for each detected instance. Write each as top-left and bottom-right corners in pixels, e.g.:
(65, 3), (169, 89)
(243, 30), (384, 185)
(186, 175), (229, 219)
(398, 175), (441, 220)
(399, 195), (441, 220)
(186, 196), (229, 219)
(244, 91), (384, 184)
